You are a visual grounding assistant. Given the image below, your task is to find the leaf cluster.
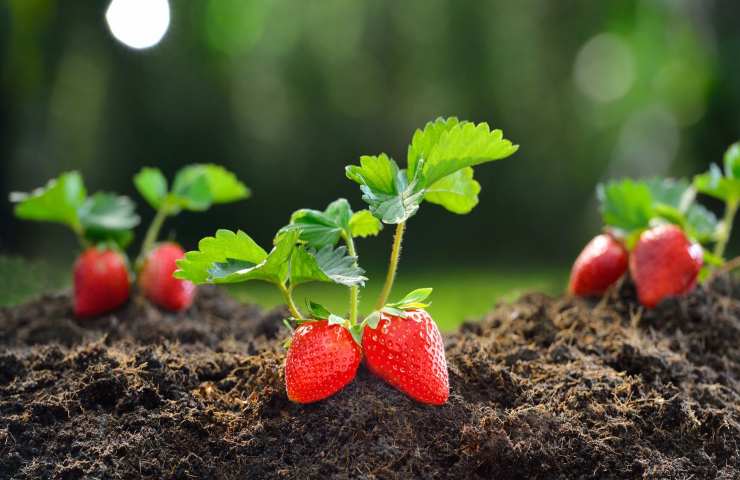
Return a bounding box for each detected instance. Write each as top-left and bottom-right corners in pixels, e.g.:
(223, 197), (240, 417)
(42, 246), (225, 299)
(134, 164), (250, 215)
(346, 117), (518, 224)
(10, 171), (140, 248)
(597, 177), (718, 247)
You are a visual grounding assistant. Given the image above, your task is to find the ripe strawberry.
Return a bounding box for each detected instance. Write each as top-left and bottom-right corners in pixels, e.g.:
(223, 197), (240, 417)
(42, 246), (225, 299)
(569, 234), (629, 297)
(629, 224), (703, 308)
(362, 309), (449, 405)
(285, 320), (362, 404)
(139, 242), (196, 311)
(74, 247), (131, 317)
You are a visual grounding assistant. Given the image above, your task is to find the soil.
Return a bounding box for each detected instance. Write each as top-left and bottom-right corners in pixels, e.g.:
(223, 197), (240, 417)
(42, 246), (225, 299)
(1, 279), (739, 480)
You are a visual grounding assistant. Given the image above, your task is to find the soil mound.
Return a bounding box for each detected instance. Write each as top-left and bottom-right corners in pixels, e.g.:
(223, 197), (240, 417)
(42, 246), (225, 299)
(1, 281), (738, 479)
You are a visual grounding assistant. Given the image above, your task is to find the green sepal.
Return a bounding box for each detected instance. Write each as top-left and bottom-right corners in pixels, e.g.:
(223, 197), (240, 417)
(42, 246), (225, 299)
(362, 311), (381, 330)
(386, 287), (433, 310)
(348, 324), (364, 345)
(703, 249), (724, 267)
(327, 314), (347, 327)
(305, 300), (331, 320)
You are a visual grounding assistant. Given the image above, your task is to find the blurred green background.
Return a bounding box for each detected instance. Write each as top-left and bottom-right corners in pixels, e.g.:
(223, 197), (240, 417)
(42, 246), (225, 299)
(2, 0), (740, 326)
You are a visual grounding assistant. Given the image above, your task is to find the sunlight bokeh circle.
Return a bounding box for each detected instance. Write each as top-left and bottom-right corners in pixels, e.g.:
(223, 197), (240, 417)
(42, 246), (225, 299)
(105, 0), (171, 50)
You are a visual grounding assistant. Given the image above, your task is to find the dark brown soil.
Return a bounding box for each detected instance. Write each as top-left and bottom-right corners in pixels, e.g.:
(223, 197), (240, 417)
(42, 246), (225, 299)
(1, 280), (739, 480)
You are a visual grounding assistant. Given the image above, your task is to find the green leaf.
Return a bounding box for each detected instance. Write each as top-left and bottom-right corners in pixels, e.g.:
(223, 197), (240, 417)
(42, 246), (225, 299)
(133, 167), (168, 210)
(724, 142), (740, 179)
(208, 230), (298, 285)
(423, 167), (481, 214)
(408, 118), (519, 186)
(346, 154), (425, 224)
(597, 179), (654, 233)
(305, 300), (331, 320)
(346, 154), (398, 195)
(171, 170), (212, 211)
(694, 164), (740, 202)
(407, 117), (461, 177)
(176, 164), (250, 204)
(79, 193), (140, 231)
(645, 178), (691, 209)
(174, 229), (268, 284)
(78, 193), (140, 248)
(279, 198), (353, 248)
(290, 245), (366, 287)
(348, 210), (382, 238)
(10, 171), (86, 230)
(685, 203), (719, 244)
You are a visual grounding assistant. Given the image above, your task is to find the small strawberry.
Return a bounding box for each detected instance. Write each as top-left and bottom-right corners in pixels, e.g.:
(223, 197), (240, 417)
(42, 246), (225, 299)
(569, 233), (629, 297)
(74, 247), (131, 317)
(285, 320), (362, 404)
(629, 224), (703, 308)
(363, 309), (449, 405)
(139, 242), (196, 311)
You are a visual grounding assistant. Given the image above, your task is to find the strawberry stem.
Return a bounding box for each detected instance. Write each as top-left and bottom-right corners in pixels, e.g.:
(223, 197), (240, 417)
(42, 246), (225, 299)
(137, 203), (169, 268)
(279, 283), (303, 320)
(714, 197), (739, 260)
(344, 233), (359, 326)
(375, 222), (405, 310)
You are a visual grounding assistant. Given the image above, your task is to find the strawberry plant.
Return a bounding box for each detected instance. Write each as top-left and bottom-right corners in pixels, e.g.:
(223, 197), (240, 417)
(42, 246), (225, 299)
(693, 142), (740, 260)
(569, 142), (740, 308)
(10, 172), (140, 316)
(133, 164), (250, 311)
(175, 117), (518, 404)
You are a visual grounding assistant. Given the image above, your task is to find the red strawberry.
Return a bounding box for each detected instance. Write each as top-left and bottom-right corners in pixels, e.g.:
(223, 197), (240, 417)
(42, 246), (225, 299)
(362, 309), (449, 405)
(139, 242), (196, 311)
(74, 247), (131, 318)
(569, 234), (629, 297)
(630, 224), (703, 308)
(285, 320), (362, 404)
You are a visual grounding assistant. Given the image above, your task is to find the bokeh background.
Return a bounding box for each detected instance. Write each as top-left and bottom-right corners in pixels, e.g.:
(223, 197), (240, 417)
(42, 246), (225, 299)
(2, 0), (740, 326)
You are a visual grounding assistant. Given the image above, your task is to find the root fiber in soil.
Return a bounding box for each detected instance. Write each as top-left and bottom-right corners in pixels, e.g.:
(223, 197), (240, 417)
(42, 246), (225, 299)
(1, 281), (739, 479)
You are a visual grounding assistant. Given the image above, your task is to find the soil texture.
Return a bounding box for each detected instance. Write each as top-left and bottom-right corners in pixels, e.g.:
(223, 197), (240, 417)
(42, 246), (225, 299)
(1, 280), (739, 479)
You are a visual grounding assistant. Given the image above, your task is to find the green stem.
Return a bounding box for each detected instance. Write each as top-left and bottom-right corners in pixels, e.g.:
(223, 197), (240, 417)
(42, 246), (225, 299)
(714, 198), (739, 259)
(375, 222), (406, 310)
(137, 204), (169, 266)
(279, 283), (303, 320)
(344, 234), (359, 326)
(72, 223), (91, 249)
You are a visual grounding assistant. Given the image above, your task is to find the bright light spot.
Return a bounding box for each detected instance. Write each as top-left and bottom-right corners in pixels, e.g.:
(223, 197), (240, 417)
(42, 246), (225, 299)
(610, 105), (679, 177)
(574, 33), (635, 103)
(105, 0), (170, 50)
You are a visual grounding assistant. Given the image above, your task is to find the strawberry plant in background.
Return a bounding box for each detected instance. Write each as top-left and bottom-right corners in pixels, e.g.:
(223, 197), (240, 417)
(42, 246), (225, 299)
(133, 164), (250, 311)
(10, 172), (140, 316)
(10, 165), (249, 316)
(569, 142), (740, 308)
(175, 117), (519, 404)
